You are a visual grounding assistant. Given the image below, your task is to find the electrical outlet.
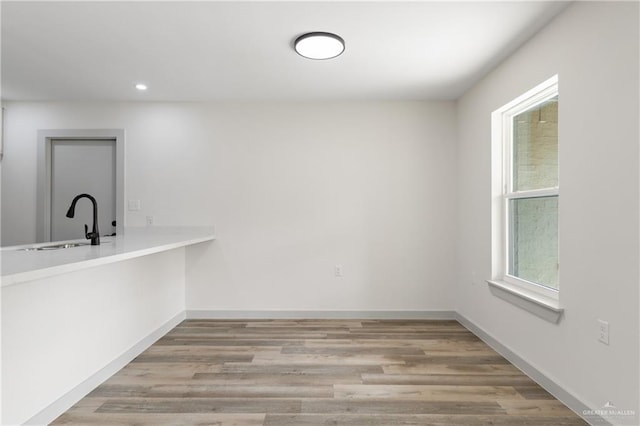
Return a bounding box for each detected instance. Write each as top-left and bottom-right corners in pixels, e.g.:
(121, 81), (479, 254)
(334, 265), (343, 277)
(598, 319), (609, 345)
(471, 270), (477, 285)
(146, 216), (154, 226)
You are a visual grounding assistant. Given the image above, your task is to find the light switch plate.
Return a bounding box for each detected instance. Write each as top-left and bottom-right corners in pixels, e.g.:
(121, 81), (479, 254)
(128, 200), (141, 211)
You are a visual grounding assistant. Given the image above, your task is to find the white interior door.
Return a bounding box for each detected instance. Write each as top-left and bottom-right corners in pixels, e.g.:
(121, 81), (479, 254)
(50, 139), (116, 241)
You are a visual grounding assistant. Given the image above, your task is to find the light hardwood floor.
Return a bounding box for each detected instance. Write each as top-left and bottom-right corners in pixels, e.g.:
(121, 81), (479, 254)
(52, 319), (587, 425)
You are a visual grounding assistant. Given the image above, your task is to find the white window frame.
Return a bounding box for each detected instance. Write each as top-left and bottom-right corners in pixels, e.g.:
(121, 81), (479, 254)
(491, 75), (559, 303)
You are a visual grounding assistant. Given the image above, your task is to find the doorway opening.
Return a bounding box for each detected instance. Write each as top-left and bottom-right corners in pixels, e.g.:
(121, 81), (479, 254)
(37, 129), (125, 243)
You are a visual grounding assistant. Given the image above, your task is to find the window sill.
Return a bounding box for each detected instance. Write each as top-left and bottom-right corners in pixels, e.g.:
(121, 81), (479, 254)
(486, 280), (564, 324)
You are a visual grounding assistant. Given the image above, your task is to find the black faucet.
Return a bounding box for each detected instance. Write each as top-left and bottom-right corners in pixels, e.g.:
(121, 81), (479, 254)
(66, 193), (100, 245)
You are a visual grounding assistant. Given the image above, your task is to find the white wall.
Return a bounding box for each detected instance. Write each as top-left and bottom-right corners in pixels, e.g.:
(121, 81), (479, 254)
(456, 2), (639, 424)
(1, 101), (457, 312)
(1, 249), (186, 425)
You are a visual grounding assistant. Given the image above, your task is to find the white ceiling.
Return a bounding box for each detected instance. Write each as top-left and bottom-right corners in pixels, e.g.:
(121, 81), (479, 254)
(1, 1), (569, 102)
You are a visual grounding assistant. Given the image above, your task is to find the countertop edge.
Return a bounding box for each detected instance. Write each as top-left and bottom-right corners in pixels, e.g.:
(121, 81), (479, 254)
(1, 233), (215, 288)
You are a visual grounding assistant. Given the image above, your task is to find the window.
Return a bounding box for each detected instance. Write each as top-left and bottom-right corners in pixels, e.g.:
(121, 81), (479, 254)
(491, 76), (559, 303)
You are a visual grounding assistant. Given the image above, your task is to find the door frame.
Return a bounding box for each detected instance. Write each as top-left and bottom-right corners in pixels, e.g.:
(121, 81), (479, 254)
(37, 129), (125, 242)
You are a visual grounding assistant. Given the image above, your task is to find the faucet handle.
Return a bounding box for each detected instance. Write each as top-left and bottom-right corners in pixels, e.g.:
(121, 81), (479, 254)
(84, 224), (89, 239)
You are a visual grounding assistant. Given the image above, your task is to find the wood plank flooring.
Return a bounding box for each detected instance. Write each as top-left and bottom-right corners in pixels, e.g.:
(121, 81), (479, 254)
(52, 319), (587, 425)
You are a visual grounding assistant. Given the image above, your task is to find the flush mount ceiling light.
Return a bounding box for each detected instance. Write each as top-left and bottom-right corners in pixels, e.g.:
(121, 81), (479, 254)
(135, 83), (148, 91)
(294, 32), (345, 60)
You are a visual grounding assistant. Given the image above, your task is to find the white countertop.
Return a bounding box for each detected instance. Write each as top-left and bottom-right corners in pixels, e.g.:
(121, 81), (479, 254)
(1, 227), (215, 287)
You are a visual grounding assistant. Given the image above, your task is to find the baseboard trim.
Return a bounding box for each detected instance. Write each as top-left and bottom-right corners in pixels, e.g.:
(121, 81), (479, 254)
(24, 311), (186, 426)
(186, 309), (456, 320)
(455, 313), (607, 426)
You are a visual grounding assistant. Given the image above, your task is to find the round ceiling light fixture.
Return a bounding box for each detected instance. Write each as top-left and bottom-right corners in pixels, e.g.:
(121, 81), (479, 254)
(294, 32), (345, 60)
(135, 83), (148, 91)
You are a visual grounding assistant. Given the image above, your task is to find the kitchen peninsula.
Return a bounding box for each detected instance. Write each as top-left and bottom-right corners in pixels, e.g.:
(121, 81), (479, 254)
(1, 227), (215, 425)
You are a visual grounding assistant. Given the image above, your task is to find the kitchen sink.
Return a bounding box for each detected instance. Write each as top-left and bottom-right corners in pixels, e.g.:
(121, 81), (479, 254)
(19, 242), (90, 251)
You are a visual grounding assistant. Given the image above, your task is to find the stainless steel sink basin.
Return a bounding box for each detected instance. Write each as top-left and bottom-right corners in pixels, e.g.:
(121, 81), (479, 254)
(19, 242), (90, 251)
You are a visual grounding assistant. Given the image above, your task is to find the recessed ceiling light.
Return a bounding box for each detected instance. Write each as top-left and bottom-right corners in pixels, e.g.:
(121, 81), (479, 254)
(135, 83), (148, 91)
(294, 32), (345, 60)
